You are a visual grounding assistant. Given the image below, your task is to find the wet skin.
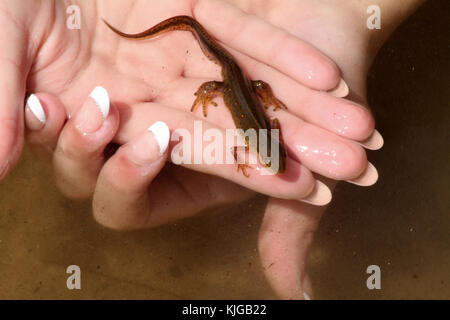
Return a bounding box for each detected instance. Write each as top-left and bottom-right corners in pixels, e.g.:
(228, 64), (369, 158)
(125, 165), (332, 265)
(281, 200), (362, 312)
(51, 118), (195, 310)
(103, 15), (287, 176)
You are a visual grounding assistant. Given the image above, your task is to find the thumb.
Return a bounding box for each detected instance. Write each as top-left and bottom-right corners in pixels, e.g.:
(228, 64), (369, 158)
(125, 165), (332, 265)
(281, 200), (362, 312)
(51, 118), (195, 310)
(258, 197), (326, 299)
(93, 121), (170, 230)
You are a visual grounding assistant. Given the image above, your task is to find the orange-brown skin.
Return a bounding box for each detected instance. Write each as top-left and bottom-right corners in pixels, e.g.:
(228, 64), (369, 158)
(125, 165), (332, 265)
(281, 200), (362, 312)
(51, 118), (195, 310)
(103, 15), (287, 175)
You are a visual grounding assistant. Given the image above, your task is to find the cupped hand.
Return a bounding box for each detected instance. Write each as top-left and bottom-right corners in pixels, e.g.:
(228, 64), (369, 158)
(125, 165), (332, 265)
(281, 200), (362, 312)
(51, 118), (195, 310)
(225, 0), (389, 299)
(98, 0), (379, 199)
(11, 0), (384, 299)
(25, 87), (255, 229)
(4, 0), (377, 200)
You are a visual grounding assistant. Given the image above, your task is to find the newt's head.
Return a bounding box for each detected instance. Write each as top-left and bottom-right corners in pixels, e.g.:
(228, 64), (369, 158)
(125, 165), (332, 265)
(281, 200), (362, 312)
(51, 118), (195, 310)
(258, 136), (286, 174)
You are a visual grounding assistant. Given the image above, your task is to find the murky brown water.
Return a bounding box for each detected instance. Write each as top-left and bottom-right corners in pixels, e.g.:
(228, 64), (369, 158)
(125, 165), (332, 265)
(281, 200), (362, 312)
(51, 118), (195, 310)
(0, 1), (448, 299)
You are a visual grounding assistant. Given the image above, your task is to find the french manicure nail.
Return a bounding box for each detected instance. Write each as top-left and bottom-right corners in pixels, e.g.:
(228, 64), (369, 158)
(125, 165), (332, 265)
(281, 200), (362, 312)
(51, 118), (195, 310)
(148, 121), (170, 155)
(328, 78), (349, 98)
(26, 94), (46, 124)
(359, 129), (384, 150)
(347, 162), (378, 186)
(301, 180), (332, 206)
(75, 86), (110, 134)
(126, 121), (170, 166)
(89, 86), (110, 119)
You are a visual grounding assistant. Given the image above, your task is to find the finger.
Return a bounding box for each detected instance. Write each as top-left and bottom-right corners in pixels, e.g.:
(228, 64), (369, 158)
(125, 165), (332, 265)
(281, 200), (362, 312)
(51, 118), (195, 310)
(93, 121), (170, 230)
(158, 77), (380, 152)
(25, 93), (67, 161)
(155, 78), (377, 183)
(227, 53), (377, 142)
(0, 25), (28, 181)
(346, 162), (379, 187)
(96, 159), (255, 230)
(116, 101), (334, 204)
(176, 31), (378, 145)
(53, 86), (119, 199)
(231, 54), (383, 147)
(269, 107), (378, 183)
(358, 129), (384, 150)
(258, 197), (326, 299)
(194, 0), (343, 91)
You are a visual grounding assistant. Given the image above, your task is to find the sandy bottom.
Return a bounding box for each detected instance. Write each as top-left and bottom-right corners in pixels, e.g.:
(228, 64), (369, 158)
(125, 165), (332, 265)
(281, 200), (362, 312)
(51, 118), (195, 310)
(0, 1), (448, 299)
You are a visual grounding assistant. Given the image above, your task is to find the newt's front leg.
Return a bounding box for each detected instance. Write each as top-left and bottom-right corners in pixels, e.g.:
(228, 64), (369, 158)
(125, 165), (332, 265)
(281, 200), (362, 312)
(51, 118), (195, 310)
(191, 81), (224, 117)
(252, 80), (287, 111)
(232, 145), (253, 177)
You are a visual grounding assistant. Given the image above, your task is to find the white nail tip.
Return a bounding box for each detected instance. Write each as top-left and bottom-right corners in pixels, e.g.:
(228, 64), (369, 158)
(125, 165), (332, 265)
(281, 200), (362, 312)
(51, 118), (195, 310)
(148, 121), (170, 155)
(347, 162), (379, 186)
(301, 180), (332, 206)
(374, 130), (384, 148)
(89, 86), (110, 119)
(26, 94), (46, 123)
(360, 129), (384, 150)
(329, 78), (349, 98)
(303, 292), (312, 300)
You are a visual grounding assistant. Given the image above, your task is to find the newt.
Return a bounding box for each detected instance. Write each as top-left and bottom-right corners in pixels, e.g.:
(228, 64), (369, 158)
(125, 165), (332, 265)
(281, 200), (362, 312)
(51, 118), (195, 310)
(103, 15), (287, 176)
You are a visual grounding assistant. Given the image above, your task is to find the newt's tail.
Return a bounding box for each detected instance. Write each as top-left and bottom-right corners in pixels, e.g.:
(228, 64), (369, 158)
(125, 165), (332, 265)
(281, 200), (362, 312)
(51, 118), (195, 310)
(103, 15), (230, 65)
(103, 15), (205, 41)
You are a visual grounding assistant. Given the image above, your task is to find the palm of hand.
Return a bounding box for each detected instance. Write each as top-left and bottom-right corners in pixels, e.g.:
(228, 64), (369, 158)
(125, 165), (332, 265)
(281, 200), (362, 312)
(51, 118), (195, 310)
(24, 0), (372, 219)
(26, 0), (255, 219)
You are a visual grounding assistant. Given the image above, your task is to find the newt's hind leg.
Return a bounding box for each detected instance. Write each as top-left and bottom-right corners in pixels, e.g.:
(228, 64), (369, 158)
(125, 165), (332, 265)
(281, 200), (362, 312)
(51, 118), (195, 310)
(252, 80), (287, 111)
(232, 145), (253, 177)
(191, 81), (224, 117)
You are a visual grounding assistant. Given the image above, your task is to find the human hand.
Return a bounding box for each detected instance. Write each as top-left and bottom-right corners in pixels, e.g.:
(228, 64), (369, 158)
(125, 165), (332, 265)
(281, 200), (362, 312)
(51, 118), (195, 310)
(18, 0), (384, 298)
(226, 0), (424, 299)
(8, 0), (376, 202)
(88, 1), (381, 298)
(93, 0), (379, 198)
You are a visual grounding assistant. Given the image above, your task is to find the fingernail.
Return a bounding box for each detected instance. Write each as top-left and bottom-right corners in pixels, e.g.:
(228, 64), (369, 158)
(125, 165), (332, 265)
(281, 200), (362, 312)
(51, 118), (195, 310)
(328, 78), (349, 98)
(126, 121), (170, 166)
(301, 180), (332, 206)
(359, 129), (384, 150)
(347, 162), (378, 186)
(148, 121), (170, 155)
(89, 86), (110, 119)
(25, 94), (46, 130)
(75, 86), (110, 134)
(303, 292), (312, 300)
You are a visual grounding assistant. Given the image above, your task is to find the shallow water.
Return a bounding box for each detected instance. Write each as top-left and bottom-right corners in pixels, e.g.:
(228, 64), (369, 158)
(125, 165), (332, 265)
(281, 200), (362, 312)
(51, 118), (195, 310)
(0, 1), (449, 299)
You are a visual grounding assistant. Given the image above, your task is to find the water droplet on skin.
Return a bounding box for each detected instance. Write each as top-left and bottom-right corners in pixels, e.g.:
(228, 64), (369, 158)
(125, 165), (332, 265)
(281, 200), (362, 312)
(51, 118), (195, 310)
(296, 144), (342, 177)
